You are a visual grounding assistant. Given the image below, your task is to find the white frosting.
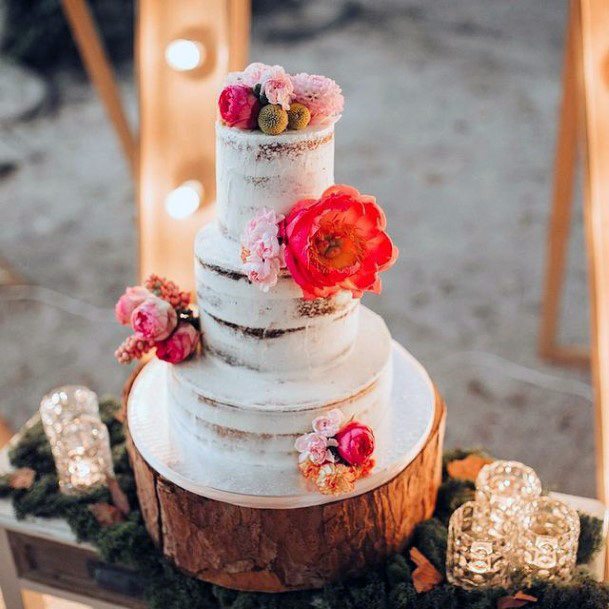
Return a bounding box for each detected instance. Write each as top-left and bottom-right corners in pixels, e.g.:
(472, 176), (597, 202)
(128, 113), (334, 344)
(216, 122), (334, 240)
(168, 307), (392, 469)
(195, 223), (359, 373)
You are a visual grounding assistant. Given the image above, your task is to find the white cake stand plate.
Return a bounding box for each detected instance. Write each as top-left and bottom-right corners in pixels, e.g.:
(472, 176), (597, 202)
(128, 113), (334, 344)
(127, 341), (435, 509)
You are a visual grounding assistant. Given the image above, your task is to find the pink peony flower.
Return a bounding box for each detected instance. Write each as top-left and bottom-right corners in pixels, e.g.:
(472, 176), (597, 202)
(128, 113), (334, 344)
(260, 65), (294, 110)
(218, 85), (260, 129)
(131, 296), (178, 341)
(290, 73), (344, 125)
(312, 409), (344, 437)
(155, 323), (200, 364)
(241, 208), (286, 292)
(114, 286), (151, 325)
(335, 421), (375, 466)
(294, 432), (337, 466)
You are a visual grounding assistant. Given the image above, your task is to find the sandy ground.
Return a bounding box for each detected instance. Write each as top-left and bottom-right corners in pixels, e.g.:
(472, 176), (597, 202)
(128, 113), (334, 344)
(0, 0), (595, 496)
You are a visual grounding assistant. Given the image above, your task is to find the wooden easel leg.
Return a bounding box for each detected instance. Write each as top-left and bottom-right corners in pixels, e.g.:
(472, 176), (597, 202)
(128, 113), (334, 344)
(61, 0), (137, 176)
(538, 0), (588, 367)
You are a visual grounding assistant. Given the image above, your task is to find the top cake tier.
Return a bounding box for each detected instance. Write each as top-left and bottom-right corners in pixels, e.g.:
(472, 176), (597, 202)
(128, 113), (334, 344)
(216, 123), (335, 241)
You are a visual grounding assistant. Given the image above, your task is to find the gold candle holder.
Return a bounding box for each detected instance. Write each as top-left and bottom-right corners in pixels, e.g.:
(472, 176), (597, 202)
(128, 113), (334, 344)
(514, 497), (580, 583)
(40, 385), (100, 439)
(446, 501), (515, 589)
(475, 460), (542, 526)
(50, 414), (114, 495)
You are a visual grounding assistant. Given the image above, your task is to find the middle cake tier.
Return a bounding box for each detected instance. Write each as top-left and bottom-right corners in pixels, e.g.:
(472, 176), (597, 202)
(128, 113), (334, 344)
(196, 222), (360, 374)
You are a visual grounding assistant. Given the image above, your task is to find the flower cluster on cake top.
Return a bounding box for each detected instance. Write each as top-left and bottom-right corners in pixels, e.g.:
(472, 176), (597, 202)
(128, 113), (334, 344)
(218, 62), (344, 135)
(295, 409), (375, 495)
(241, 185), (398, 298)
(114, 275), (200, 365)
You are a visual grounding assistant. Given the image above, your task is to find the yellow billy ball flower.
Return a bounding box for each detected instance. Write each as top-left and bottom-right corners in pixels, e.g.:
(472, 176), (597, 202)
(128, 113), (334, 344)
(258, 104), (288, 135)
(287, 103), (311, 130)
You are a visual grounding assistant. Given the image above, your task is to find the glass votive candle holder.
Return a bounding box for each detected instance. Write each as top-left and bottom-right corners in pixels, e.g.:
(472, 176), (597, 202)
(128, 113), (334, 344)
(514, 496), (580, 583)
(40, 385), (100, 440)
(51, 415), (114, 495)
(446, 500), (515, 589)
(476, 460), (542, 525)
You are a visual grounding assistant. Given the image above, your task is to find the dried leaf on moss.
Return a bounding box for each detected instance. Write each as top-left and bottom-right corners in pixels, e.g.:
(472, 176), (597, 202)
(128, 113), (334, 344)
(446, 454), (493, 482)
(9, 467), (36, 489)
(107, 476), (130, 515)
(89, 502), (126, 527)
(497, 591), (537, 609)
(410, 547), (443, 593)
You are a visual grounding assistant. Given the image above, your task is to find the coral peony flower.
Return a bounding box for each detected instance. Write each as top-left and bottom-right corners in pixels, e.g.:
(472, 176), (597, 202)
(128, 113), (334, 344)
(260, 65), (294, 110)
(294, 432), (337, 466)
(218, 85), (260, 129)
(282, 185), (398, 299)
(114, 286), (151, 325)
(290, 73), (344, 125)
(241, 208), (286, 292)
(155, 323), (200, 364)
(312, 409), (344, 438)
(335, 421), (375, 466)
(131, 296), (178, 341)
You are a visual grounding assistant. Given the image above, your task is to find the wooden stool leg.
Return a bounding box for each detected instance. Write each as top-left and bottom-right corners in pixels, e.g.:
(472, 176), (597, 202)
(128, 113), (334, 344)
(539, 0), (588, 367)
(0, 529), (25, 609)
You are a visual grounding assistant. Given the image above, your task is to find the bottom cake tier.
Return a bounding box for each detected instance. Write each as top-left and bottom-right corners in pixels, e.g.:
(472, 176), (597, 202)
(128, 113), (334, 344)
(127, 340), (437, 509)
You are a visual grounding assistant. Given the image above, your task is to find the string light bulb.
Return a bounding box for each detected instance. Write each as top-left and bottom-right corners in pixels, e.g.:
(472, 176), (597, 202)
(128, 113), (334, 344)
(165, 180), (203, 219)
(165, 39), (205, 71)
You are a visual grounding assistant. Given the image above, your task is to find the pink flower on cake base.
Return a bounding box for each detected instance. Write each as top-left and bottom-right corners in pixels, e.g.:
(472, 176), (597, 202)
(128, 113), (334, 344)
(312, 408), (344, 437)
(260, 65), (294, 110)
(131, 296), (178, 341)
(291, 73), (344, 125)
(241, 208), (286, 292)
(218, 85), (260, 129)
(115, 286), (151, 325)
(294, 432), (337, 465)
(226, 62), (272, 87)
(316, 463), (357, 496)
(282, 185), (398, 299)
(155, 322), (199, 364)
(335, 421), (375, 466)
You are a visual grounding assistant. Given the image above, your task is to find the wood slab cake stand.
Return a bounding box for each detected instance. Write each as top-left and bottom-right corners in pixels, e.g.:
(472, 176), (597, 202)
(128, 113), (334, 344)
(124, 366), (446, 593)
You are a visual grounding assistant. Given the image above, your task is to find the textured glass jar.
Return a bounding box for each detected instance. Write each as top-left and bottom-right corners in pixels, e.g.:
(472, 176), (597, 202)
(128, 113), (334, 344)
(40, 385), (100, 440)
(446, 501), (515, 589)
(476, 460), (542, 527)
(514, 497), (579, 583)
(51, 415), (114, 495)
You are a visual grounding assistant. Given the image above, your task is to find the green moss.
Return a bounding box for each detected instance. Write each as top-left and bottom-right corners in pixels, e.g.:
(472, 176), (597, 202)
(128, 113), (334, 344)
(2, 416), (608, 608)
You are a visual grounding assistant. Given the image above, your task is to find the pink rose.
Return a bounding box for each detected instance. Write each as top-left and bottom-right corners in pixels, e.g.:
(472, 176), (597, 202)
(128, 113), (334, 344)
(155, 323), (200, 364)
(131, 296), (177, 341)
(114, 286), (151, 325)
(312, 409), (344, 437)
(225, 62), (272, 87)
(335, 422), (375, 466)
(294, 432), (337, 466)
(218, 85), (260, 129)
(260, 66), (294, 110)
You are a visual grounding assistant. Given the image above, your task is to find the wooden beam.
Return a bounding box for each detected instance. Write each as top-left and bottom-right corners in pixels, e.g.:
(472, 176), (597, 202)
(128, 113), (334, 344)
(539, 0), (585, 366)
(579, 0), (609, 507)
(137, 0), (250, 289)
(61, 0), (137, 175)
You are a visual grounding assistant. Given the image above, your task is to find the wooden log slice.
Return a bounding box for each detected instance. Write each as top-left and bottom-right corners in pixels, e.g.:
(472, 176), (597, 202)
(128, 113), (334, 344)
(123, 366), (446, 593)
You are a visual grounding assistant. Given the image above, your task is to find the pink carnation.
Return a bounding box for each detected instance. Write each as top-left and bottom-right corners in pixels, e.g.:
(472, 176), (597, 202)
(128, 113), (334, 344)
(155, 323), (200, 364)
(131, 296), (177, 341)
(312, 409), (344, 437)
(115, 286), (151, 325)
(218, 85), (260, 129)
(241, 208), (285, 292)
(225, 62), (272, 87)
(260, 65), (294, 110)
(291, 73), (344, 125)
(294, 432), (337, 466)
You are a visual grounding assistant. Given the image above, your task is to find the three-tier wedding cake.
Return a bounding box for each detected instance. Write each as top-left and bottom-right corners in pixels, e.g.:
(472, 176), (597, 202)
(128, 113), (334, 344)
(122, 63), (443, 592)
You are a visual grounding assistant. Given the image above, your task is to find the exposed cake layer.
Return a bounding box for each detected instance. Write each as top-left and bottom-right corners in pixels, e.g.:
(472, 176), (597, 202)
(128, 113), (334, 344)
(216, 122), (334, 241)
(195, 223), (359, 373)
(168, 307), (392, 469)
